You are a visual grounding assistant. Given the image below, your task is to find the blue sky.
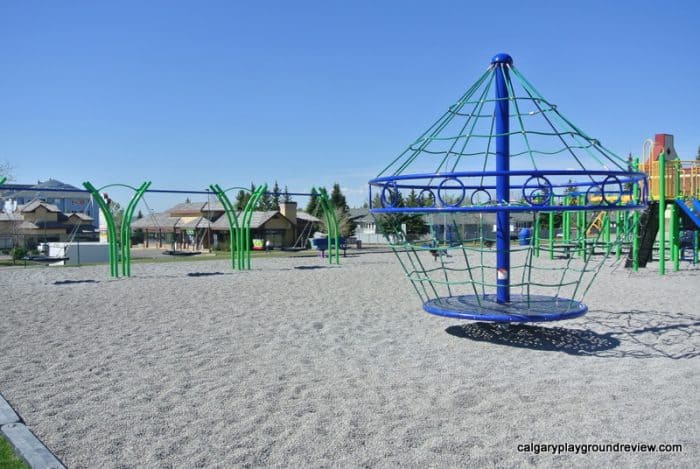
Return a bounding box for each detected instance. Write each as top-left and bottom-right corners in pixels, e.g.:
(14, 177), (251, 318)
(1, 0), (698, 209)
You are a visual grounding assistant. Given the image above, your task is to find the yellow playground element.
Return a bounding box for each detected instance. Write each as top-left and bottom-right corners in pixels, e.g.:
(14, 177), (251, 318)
(586, 194), (636, 204)
(640, 134), (700, 200)
(586, 211), (606, 237)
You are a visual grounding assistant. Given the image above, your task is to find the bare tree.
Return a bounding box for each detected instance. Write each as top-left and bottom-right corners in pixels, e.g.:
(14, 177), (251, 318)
(0, 160), (14, 181)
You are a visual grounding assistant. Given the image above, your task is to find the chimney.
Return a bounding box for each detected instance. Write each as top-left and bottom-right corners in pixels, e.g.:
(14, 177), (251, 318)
(279, 201), (297, 225)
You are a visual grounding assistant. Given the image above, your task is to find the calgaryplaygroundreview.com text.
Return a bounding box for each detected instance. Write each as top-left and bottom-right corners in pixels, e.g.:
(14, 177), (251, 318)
(516, 442), (683, 455)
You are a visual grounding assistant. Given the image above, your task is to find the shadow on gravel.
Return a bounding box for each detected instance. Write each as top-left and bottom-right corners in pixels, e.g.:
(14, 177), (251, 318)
(187, 272), (225, 277)
(580, 309), (700, 360)
(293, 266), (330, 270)
(446, 309), (699, 359)
(446, 323), (620, 356)
(53, 279), (99, 285)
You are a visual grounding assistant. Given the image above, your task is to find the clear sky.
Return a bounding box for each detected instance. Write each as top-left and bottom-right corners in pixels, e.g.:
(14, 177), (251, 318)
(1, 0), (698, 209)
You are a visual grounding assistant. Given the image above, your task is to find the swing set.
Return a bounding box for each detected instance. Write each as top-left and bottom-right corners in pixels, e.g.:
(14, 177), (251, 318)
(81, 180), (341, 278)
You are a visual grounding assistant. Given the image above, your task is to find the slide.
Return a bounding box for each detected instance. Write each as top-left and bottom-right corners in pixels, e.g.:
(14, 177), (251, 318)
(693, 198), (700, 214)
(675, 198), (700, 229)
(625, 202), (659, 268)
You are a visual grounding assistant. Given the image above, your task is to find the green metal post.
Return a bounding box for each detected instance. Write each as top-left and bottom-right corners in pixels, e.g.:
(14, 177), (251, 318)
(121, 181), (151, 277)
(548, 211), (554, 260)
(658, 152), (666, 275)
(694, 231), (699, 265)
(669, 200), (677, 268)
(615, 211), (621, 260)
(209, 184), (240, 270)
(241, 185), (266, 270)
(603, 212), (610, 246)
(0, 176), (6, 185)
(318, 188), (340, 265)
(672, 160), (681, 272)
(83, 181), (119, 277)
(330, 190), (340, 265)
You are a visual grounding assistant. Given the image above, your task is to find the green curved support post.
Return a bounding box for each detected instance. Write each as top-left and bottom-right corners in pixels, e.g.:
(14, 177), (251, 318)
(209, 184), (241, 270)
(316, 187), (340, 265)
(83, 181), (119, 277)
(0, 176), (6, 186)
(121, 181), (151, 277)
(241, 184), (267, 270)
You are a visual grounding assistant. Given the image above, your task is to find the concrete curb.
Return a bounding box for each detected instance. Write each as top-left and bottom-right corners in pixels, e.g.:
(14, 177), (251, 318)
(0, 392), (65, 469)
(0, 394), (20, 425)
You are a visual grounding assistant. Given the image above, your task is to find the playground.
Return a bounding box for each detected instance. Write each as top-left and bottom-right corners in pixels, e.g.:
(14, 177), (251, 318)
(0, 253), (696, 467)
(1, 50), (699, 467)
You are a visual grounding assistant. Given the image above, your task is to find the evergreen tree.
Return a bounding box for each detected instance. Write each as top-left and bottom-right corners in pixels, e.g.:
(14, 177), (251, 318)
(257, 183), (273, 211)
(136, 209), (143, 219)
(329, 183), (349, 211)
(403, 189), (428, 236)
(282, 185), (292, 203)
(373, 191), (404, 237)
(327, 184), (355, 234)
(0, 160), (13, 181)
(306, 187), (322, 214)
(405, 189), (420, 207)
(234, 189), (249, 211)
(271, 181), (281, 210)
(696, 146), (700, 161)
(419, 190), (435, 207)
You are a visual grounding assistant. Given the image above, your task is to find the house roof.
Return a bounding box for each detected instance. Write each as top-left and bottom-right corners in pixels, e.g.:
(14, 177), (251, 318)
(4, 179), (89, 199)
(0, 212), (23, 222)
(19, 200), (61, 213)
(18, 221), (39, 230)
(348, 208), (368, 218)
(296, 211), (320, 223)
(130, 209), (316, 231)
(201, 200), (225, 212)
(131, 213), (181, 230)
(166, 202), (207, 215)
(66, 212), (93, 222)
(210, 211), (280, 230)
(176, 217), (212, 229)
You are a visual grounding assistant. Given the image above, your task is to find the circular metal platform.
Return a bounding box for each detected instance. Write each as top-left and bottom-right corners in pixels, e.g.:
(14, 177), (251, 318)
(423, 294), (588, 322)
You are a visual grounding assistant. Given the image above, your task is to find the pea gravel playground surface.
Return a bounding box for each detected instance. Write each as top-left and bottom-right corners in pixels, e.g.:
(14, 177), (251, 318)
(0, 254), (697, 467)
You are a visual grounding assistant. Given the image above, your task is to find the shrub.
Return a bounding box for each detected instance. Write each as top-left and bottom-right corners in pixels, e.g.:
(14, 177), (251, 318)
(10, 247), (27, 261)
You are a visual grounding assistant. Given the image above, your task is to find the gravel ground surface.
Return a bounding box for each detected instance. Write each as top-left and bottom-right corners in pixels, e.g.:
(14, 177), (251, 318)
(0, 252), (697, 467)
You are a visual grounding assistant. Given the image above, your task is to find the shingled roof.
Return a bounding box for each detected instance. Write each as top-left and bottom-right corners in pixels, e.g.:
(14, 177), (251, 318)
(19, 200), (61, 213)
(167, 202), (207, 215)
(131, 213), (181, 230)
(210, 211), (280, 230)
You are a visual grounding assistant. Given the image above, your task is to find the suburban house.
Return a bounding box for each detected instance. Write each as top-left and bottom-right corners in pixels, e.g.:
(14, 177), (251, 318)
(0, 199), (97, 249)
(0, 178), (99, 249)
(348, 207), (535, 244)
(0, 179), (98, 227)
(131, 200), (320, 250)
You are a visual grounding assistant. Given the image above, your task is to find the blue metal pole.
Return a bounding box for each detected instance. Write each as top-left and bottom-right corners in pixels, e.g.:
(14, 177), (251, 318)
(493, 53), (512, 304)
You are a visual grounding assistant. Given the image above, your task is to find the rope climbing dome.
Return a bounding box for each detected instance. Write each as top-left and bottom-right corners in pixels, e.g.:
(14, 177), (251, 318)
(369, 53), (647, 322)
